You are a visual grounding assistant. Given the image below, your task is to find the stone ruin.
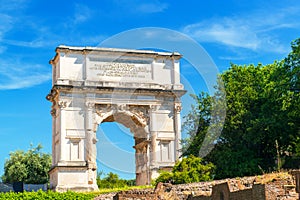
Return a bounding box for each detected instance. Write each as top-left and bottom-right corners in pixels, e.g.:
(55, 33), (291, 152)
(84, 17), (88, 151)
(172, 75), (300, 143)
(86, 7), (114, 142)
(95, 171), (300, 200)
(46, 46), (186, 191)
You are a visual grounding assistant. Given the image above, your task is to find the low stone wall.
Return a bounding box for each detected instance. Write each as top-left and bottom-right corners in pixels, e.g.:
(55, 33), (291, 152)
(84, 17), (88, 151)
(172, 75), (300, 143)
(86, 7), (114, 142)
(0, 183), (13, 192)
(0, 183), (47, 193)
(114, 189), (156, 200)
(23, 183), (47, 192)
(95, 172), (298, 200)
(189, 182), (266, 200)
(94, 192), (117, 200)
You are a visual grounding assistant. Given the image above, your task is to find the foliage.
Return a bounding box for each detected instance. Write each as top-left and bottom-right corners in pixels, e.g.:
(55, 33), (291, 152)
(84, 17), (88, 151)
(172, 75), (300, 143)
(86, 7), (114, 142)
(182, 78), (226, 159)
(283, 38), (300, 160)
(154, 155), (215, 185)
(183, 38), (300, 179)
(284, 38), (300, 92)
(1, 144), (51, 184)
(154, 171), (173, 184)
(0, 190), (96, 200)
(98, 185), (153, 194)
(0, 186), (154, 200)
(181, 92), (212, 157)
(96, 172), (135, 189)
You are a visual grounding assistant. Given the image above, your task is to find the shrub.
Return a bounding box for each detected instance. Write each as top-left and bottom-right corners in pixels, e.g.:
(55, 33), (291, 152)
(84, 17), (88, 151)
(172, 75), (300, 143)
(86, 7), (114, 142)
(97, 172), (134, 189)
(154, 155), (215, 185)
(0, 190), (96, 200)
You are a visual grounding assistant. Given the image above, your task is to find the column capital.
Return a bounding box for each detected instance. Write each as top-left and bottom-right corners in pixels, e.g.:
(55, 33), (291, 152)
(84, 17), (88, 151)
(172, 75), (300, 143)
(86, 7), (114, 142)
(85, 101), (95, 109)
(150, 104), (159, 112)
(58, 100), (71, 109)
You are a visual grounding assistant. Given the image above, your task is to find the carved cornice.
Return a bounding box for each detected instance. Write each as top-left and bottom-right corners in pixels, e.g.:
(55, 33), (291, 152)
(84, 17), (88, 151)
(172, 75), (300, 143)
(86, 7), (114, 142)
(47, 89), (61, 117)
(46, 88), (59, 102)
(51, 85), (186, 98)
(55, 45), (182, 59)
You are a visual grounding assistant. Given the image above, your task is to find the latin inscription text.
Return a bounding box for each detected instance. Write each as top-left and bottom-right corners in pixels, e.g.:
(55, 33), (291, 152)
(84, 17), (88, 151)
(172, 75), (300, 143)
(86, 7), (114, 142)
(89, 62), (151, 79)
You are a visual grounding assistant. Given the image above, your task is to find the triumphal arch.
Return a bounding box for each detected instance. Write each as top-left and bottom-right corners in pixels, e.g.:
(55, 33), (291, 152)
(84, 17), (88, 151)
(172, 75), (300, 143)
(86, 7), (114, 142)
(46, 45), (186, 192)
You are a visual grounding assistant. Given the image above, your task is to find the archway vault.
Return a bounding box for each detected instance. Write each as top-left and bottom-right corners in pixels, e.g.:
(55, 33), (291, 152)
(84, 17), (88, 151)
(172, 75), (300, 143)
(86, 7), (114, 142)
(96, 108), (150, 186)
(46, 46), (186, 192)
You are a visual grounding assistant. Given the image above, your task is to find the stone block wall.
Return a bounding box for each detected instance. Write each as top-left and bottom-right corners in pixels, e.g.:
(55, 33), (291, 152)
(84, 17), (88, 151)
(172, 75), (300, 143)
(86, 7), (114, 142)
(96, 172), (298, 200)
(188, 182), (266, 200)
(230, 189), (254, 200)
(211, 182), (230, 199)
(252, 184), (267, 200)
(113, 189), (156, 200)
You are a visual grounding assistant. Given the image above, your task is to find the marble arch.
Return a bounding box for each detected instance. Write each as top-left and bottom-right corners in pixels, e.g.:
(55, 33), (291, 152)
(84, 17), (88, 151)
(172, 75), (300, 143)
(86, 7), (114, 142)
(46, 45), (186, 192)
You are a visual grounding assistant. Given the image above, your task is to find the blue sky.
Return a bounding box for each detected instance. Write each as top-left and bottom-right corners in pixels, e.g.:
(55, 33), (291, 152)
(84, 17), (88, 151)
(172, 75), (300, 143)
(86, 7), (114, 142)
(0, 0), (299, 180)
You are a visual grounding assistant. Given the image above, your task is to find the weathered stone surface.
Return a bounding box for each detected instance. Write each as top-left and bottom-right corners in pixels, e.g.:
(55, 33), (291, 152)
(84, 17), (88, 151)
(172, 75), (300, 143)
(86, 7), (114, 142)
(94, 172), (299, 200)
(94, 192), (117, 200)
(47, 46), (186, 192)
(155, 182), (180, 200)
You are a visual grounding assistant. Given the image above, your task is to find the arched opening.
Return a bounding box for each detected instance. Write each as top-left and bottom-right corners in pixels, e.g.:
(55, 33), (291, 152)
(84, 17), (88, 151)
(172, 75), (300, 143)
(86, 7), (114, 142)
(96, 122), (135, 180)
(95, 111), (150, 185)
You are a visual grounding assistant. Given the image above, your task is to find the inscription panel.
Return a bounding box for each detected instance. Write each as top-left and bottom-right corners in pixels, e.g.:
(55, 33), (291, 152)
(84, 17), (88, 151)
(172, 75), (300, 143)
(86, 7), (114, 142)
(87, 58), (153, 82)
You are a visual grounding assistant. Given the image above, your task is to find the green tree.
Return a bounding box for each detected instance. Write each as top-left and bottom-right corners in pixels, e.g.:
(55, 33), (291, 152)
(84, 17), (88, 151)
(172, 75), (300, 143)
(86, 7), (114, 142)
(154, 155), (215, 184)
(181, 92), (212, 157)
(282, 38), (300, 166)
(97, 172), (128, 189)
(284, 38), (300, 92)
(213, 63), (282, 177)
(183, 38), (300, 179)
(2, 144), (51, 184)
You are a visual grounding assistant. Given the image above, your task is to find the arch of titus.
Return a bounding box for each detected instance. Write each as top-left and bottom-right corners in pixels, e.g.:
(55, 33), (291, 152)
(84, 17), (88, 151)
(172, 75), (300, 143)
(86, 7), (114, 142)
(46, 45), (186, 192)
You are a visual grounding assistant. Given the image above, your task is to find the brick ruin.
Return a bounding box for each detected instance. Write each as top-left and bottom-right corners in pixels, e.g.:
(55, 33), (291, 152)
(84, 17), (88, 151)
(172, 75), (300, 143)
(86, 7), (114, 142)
(95, 171), (300, 200)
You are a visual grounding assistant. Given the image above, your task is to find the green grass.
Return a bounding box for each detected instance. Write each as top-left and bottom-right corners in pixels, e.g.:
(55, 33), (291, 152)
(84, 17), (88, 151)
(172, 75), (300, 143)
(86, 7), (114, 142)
(0, 185), (154, 200)
(96, 185), (153, 194)
(0, 190), (96, 200)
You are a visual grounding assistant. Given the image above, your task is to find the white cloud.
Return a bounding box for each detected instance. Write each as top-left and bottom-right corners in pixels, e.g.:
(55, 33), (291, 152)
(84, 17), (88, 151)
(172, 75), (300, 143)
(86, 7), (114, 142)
(0, 1), (52, 90)
(2, 38), (49, 48)
(183, 5), (300, 55)
(184, 18), (260, 50)
(0, 61), (51, 90)
(0, 13), (14, 51)
(0, 74), (50, 90)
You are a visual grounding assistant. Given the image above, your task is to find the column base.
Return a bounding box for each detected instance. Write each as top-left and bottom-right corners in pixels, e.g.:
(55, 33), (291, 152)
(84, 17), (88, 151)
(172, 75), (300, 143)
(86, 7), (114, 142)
(149, 163), (175, 183)
(49, 163), (99, 192)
